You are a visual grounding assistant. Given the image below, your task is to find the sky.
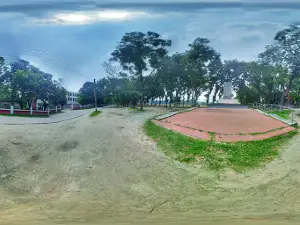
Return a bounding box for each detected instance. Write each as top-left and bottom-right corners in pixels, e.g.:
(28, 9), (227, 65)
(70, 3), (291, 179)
(0, 0), (300, 92)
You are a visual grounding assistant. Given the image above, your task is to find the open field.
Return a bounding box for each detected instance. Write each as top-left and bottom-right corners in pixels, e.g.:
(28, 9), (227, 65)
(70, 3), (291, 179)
(1, 107), (300, 224)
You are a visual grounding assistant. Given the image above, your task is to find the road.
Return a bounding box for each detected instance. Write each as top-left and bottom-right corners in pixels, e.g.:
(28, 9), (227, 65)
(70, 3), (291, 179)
(0, 107), (300, 225)
(0, 109), (94, 125)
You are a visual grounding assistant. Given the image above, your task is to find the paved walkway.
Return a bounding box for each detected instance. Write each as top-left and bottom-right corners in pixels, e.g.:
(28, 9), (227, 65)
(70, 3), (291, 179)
(154, 108), (296, 142)
(0, 109), (94, 125)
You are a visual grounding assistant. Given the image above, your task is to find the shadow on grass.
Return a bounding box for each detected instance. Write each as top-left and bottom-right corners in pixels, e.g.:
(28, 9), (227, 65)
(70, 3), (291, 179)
(144, 120), (297, 172)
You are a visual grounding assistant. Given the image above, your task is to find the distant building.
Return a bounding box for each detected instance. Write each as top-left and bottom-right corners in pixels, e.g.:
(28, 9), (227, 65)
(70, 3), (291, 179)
(66, 91), (80, 109)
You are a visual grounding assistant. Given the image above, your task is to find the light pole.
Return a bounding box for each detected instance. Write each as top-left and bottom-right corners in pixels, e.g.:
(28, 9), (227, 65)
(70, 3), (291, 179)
(94, 79), (97, 111)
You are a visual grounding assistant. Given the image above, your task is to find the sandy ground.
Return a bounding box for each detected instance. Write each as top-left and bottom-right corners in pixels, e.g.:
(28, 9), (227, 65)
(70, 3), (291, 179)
(1, 107), (300, 225)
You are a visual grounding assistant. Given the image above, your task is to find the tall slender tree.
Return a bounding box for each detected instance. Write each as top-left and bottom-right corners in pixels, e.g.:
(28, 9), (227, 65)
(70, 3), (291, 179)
(110, 31), (171, 110)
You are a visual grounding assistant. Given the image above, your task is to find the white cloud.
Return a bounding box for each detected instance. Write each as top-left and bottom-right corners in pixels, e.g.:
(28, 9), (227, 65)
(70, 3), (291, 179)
(31, 10), (162, 25)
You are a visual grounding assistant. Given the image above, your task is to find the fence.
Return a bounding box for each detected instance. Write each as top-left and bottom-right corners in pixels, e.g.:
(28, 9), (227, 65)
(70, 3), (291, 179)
(249, 103), (295, 123)
(248, 103), (290, 111)
(0, 105), (62, 116)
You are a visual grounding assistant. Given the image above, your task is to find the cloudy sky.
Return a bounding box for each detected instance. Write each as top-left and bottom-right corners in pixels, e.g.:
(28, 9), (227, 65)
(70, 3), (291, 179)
(0, 0), (299, 91)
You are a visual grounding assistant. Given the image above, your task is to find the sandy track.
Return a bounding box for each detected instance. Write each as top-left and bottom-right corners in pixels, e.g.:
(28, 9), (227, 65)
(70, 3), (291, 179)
(1, 108), (300, 224)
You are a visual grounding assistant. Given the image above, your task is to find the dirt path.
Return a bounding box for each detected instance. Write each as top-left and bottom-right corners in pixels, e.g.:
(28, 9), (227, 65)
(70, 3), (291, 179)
(1, 108), (300, 224)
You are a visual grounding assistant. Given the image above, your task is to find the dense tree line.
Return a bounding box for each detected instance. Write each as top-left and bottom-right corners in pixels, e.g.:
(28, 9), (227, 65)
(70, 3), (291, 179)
(78, 23), (300, 109)
(0, 58), (67, 109)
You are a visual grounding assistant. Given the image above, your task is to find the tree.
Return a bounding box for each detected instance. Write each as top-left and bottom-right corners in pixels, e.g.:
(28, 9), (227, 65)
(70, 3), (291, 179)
(0, 58), (68, 109)
(0, 56), (6, 75)
(156, 55), (182, 107)
(78, 82), (97, 106)
(233, 62), (288, 105)
(206, 53), (223, 104)
(49, 82), (67, 107)
(185, 38), (218, 106)
(259, 23), (300, 106)
(110, 31), (171, 110)
(0, 84), (10, 102)
(10, 70), (40, 109)
(0, 57), (10, 102)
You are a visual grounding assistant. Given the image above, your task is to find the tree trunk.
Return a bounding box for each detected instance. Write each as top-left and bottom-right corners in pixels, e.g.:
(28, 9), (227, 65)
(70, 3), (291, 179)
(206, 87), (213, 105)
(140, 94), (144, 111)
(19, 101), (24, 109)
(187, 89), (191, 106)
(165, 95), (168, 107)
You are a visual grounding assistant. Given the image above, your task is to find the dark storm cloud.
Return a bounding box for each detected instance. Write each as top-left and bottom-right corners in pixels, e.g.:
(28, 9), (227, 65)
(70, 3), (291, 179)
(1, 1), (300, 15)
(0, 0), (300, 91)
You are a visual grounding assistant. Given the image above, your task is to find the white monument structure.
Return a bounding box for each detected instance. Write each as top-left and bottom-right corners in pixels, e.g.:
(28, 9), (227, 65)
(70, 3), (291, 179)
(218, 82), (240, 104)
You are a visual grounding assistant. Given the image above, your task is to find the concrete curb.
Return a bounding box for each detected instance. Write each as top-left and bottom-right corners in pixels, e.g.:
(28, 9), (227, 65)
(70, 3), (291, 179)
(2, 114), (88, 125)
(155, 107), (197, 120)
(0, 109), (97, 125)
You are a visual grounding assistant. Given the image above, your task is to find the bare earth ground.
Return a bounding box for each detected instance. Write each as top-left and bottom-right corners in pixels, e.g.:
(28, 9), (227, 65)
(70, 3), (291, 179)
(1, 107), (300, 225)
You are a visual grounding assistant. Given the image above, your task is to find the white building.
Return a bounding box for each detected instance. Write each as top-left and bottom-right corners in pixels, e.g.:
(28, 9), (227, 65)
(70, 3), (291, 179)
(66, 91), (80, 109)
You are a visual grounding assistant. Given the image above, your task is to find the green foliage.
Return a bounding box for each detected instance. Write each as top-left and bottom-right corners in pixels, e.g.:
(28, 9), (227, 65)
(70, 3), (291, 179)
(269, 110), (292, 120)
(78, 82), (98, 106)
(235, 62), (287, 105)
(0, 84), (10, 102)
(0, 56), (6, 75)
(144, 120), (297, 171)
(110, 31), (172, 110)
(0, 58), (67, 109)
(79, 25), (300, 109)
(89, 110), (102, 117)
(259, 23), (300, 105)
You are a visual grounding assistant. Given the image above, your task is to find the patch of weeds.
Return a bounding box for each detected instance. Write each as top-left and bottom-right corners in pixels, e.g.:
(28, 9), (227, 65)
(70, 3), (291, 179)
(144, 120), (297, 172)
(180, 156), (196, 163)
(249, 132), (264, 136)
(250, 127), (287, 136)
(208, 132), (216, 140)
(89, 110), (102, 117)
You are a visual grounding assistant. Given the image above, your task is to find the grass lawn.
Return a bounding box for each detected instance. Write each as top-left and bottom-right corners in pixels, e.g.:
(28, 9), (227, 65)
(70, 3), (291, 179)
(269, 109), (293, 120)
(0, 114), (49, 118)
(89, 110), (102, 117)
(144, 120), (297, 172)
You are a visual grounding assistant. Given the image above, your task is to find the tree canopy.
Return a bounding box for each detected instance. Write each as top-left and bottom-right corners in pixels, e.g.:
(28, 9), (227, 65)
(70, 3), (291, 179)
(0, 58), (67, 109)
(110, 31), (172, 110)
(76, 24), (300, 108)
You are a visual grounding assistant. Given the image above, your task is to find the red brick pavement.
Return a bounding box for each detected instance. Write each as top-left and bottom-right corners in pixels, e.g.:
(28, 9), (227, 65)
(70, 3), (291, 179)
(154, 108), (295, 142)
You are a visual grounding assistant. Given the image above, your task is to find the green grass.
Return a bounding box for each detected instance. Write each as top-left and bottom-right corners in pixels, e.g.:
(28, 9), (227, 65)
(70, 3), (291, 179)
(89, 110), (102, 117)
(144, 120), (297, 172)
(0, 114), (49, 118)
(269, 109), (293, 120)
